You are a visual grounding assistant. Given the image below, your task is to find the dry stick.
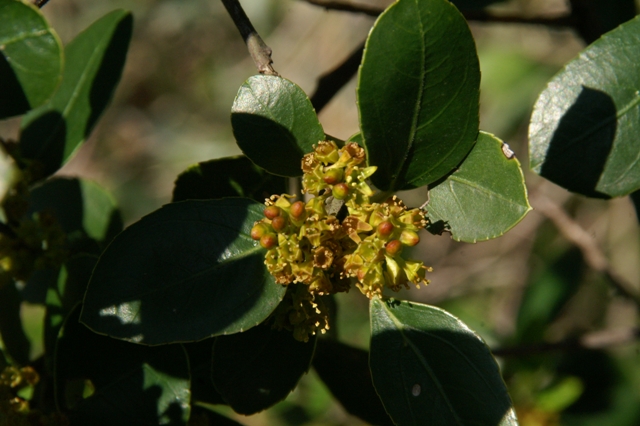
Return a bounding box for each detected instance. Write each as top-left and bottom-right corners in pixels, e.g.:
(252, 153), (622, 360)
(311, 42), (365, 113)
(304, 0), (575, 28)
(305, 0), (574, 115)
(220, 0), (278, 76)
(534, 194), (640, 306)
(493, 327), (640, 357)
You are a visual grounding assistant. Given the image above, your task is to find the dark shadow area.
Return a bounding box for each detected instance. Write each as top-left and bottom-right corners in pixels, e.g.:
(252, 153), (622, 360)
(19, 111), (66, 180)
(0, 52), (30, 118)
(182, 338), (226, 405)
(539, 86), (616, 198)
(313, 338), (394, 426)
(0, 283), (31, 365)
(558, 350), (615, 414)
(231, 112), (306, 177)
(57, 307), (190, 425)
(87, 14), (133, 138)
(426, 219), (449, 236)
(172, 155), (287, 203)
(29, 178), (84, 235)
(371, 326), (514, 425)
(189, 406), (244, 426)
(629, 189), (640, 222)
(212, 322), (316, 415)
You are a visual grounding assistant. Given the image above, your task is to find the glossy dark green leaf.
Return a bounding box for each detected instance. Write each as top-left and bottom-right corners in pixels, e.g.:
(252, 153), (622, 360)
(0, 0), (63, 118)
(516, 248), (584, 343)
(172, 155), (287, 203)
(29, 177), (122, 243)
(231, 75), (324, 177)
(19, 10), (132, 180)
(370, 298), (518, 426)
(529, 15), (640, 198)
(0, 282), (30, 365)
(313, 339), (393, 426)
(358, 0), (480, 191)
(427, 132), (531, 242)
(55, 306), (190, 425)
(80, 198), (286, 345)
(212, 322), (316, 415)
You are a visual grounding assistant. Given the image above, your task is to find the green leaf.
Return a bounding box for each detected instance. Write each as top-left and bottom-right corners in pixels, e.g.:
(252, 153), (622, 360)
(80, 198), (286, 345)
(346, 132), (363, 144)
(369, 298), (518, 426)
(0, 0), (63, 118)
(231, 75), (324, 177)
(357, 0), (480, 191)
(172, 155), (287, 203)
(312, 339), (393, 426)
(212, 322), (316, 415)
(427, 132), (531, 242)
(19, 10), (132, 180)
(529, 15), (640, 198)
(55, 306), (190, 425)
(29, 177), (122, 243)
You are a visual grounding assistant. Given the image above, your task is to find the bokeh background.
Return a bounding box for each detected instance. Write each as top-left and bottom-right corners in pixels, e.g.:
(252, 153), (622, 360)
(2, 0), (640, 424)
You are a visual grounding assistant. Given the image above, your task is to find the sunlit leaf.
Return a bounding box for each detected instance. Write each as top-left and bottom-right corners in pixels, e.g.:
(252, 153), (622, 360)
(427, 132), (531, 242)
(0, 0), (62, 118)
(358, 0), (480, 191)
(231, 75), (324, 177)
(19, 10), (132, 180)
(529, 15), (640, 197)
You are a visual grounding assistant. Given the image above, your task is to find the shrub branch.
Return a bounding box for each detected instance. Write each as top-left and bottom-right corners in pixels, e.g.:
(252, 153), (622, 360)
(221, 0), (278, 75)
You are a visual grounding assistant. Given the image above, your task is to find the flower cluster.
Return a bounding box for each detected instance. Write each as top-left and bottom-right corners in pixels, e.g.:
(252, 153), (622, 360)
(251, 141), (431, 341)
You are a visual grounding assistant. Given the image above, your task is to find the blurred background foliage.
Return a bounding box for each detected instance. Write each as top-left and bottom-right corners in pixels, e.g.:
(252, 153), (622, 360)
(2, 0), (640, 425)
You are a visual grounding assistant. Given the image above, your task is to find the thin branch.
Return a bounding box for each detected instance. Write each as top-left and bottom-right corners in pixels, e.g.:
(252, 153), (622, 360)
(493, 327), (640, 357)
(310, 42), (364, 113)
(303, 0), (382, 17)
(533, 194), (640, 306)
(0, 222), (17, 239)
(303, 0), (575, 28)
(220, 0), (278, 75)
(32, 0), (50, 7)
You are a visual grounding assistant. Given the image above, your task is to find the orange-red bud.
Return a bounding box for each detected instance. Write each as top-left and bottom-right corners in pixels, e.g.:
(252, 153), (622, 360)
(385, 239), (402, 256)
(290, 201), (305, 219)
(264, 205), (281, 219)
(271, 215), (288, 232)
(250, 223), (269, 240)
(377, 221), (394, 236)
(260, 233), (278, 249)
